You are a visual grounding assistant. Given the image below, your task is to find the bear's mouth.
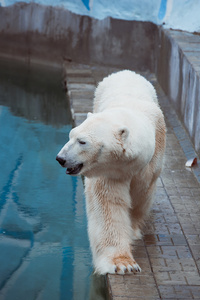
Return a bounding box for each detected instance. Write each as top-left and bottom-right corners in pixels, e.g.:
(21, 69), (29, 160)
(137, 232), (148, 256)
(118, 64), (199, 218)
(66, 163), (83, 175)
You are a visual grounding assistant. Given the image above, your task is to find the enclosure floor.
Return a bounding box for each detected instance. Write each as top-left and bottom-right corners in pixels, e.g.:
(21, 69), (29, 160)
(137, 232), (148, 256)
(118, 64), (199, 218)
(64, 62), (200, 300)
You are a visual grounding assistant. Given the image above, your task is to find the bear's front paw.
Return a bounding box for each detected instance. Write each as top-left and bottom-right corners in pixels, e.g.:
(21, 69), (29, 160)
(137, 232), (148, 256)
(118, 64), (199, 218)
(111, 255), (141, 275)
(95, 253), (141, 275)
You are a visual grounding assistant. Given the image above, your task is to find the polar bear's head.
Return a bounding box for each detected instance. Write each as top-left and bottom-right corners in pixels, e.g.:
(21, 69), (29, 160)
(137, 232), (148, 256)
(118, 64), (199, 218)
(56, 111), (135, 179)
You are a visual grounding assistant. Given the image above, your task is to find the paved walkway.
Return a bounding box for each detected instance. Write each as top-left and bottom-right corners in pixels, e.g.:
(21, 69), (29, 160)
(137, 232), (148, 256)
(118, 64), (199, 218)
(64, 62), (200, 300)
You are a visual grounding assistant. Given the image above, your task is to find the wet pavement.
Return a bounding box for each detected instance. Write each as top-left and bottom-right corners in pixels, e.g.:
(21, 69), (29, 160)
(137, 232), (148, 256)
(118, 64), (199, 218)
(64, 62), (200, 300)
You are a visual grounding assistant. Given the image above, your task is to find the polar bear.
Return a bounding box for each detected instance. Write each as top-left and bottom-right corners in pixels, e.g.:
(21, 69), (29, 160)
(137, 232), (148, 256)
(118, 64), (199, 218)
(56, 70), (166, 275)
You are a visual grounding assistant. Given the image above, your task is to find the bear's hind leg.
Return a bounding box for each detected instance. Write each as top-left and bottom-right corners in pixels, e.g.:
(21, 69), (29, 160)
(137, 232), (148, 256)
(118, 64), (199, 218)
(130, 178), (158, 239)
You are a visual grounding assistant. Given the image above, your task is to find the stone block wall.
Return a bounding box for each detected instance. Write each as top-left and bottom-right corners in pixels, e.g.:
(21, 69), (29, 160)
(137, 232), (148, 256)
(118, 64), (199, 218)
(0, 3), (157, 72)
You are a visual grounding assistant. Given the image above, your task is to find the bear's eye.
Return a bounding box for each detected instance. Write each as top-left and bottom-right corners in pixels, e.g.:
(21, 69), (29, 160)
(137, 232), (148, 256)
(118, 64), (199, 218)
(78, 139), (86, 145)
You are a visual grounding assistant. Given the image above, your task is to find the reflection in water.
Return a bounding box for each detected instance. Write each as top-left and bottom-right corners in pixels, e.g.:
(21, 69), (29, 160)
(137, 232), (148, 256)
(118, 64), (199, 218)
(0, 59), (71, 126)
(0, 60), (107, 300)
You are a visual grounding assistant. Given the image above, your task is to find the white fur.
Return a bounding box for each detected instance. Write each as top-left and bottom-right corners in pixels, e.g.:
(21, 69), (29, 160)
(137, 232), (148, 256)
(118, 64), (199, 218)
(57, 70), (166, 275)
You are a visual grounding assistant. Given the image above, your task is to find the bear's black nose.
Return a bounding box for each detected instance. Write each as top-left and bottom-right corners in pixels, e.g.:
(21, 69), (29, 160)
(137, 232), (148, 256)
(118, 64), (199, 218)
(56, 155), (66, 166)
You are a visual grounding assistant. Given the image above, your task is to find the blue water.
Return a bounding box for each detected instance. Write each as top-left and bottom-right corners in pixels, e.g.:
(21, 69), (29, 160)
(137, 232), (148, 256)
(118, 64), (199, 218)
(0, 60), (107, 300)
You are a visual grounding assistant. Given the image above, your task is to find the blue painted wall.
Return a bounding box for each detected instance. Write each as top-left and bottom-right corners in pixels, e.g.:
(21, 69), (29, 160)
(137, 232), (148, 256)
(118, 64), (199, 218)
(0, 0), (200, 32)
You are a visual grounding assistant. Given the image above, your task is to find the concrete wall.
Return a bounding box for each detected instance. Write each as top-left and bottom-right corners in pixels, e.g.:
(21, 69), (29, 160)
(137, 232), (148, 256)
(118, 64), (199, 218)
(1, 0), (200, 32)
(156, 28), (200, 156)
(0, 3), (157, 71)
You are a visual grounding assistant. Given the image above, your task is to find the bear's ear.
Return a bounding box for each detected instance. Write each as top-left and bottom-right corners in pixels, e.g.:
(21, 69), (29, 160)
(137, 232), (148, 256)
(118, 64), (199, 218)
(87, 112), (93, 118)
(118, 126), (129, 140)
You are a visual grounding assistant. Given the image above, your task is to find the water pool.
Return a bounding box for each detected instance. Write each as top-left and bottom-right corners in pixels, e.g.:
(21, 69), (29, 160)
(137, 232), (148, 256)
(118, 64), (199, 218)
(0, 60), (107, 300)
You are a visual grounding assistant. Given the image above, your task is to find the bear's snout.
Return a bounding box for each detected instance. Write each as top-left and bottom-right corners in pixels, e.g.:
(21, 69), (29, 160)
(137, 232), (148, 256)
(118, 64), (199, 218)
(56, 155), (66, 167)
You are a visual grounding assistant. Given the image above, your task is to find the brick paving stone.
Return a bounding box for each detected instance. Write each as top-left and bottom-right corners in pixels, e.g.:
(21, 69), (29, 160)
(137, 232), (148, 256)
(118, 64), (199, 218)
(189, 245), (200, 261)
(64, 62), (200, 299)
(159, 285), (194, 299)
(172, 235), (188, 246)
(186, 235), (200, 245)
(108, 278), (160, 299)
(144, 234), (173, 246)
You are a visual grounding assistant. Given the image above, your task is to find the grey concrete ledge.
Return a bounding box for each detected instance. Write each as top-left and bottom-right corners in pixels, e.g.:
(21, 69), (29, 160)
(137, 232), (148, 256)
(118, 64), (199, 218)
(156, 28), (200, 157)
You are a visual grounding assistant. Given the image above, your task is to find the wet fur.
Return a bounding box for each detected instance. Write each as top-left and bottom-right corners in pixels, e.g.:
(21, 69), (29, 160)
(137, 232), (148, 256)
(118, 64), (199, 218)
(58, 70), (166, 274)
(85, 71), (166, 274)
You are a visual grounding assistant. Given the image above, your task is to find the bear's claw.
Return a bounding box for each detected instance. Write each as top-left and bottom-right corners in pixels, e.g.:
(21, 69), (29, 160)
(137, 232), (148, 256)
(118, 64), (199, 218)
(111, 255), (141, 275)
